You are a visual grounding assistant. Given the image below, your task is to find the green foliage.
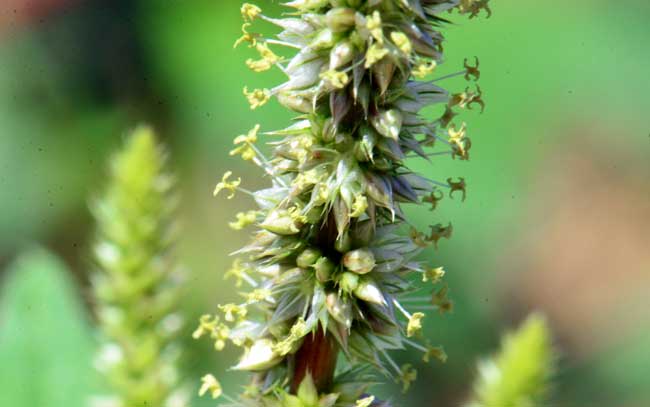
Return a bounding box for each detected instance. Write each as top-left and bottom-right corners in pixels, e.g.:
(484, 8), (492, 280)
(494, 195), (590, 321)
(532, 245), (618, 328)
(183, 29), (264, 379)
(467, 314), (555, 407)
(90, 127), (187, 407)
(0, 249), (99, 407)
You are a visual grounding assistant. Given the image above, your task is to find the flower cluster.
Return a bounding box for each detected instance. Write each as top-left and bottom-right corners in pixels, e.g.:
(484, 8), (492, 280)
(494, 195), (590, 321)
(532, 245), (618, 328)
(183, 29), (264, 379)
(198, 1), (490, 405)
(91, 128), (187, 407)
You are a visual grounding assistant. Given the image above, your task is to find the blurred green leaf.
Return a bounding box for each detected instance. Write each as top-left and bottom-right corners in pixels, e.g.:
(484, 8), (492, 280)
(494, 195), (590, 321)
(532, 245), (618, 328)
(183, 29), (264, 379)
(0, 248), (98, 407)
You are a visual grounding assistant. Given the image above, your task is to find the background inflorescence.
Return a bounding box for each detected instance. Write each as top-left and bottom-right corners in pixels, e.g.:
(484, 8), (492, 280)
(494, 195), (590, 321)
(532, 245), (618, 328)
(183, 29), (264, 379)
(91, 128), (187, 407)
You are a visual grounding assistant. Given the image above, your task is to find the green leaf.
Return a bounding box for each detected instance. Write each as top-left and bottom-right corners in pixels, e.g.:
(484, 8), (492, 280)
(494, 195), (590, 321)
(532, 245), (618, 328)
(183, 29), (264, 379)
(0, 248), (99, 407)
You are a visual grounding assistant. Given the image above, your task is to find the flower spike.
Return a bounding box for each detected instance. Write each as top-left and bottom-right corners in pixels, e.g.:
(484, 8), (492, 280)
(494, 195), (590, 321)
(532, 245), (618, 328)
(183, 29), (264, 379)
(199, 1), (491, 404)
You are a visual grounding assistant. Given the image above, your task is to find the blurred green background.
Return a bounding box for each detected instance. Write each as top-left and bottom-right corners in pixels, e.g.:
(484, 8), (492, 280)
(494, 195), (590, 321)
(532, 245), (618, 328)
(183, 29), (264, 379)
(0, 0), (648, 406)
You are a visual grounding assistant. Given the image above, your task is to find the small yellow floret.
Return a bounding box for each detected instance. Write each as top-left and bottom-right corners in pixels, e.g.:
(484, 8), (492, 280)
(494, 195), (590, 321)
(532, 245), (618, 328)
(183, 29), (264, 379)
(246, 43), (280, 72)
(243, 87), (271, 109)
(320, 69), (349, 89)
(225, 259), (248, 288)
(229, 210), (260, 230)
(199, 374), (223, 399)
(245, 288), (272, 304)
(407, 312), (425, 337)
(422, 267), (445, 283)
(219, 303), (248, 322)
(350, 195), (368, 218)
(240, 3), (261, 22)
(365, 43), (388, 68)
(213, 171), (241, 199)
(366, 11), (383, 43)
(413, 60), (437, 79)
(234, 23), (258, 48)
(397, 364), (417, 393)
(390, 31), (412, 55)
(230, 124), (260, 160)
(356, 396), (375, 407)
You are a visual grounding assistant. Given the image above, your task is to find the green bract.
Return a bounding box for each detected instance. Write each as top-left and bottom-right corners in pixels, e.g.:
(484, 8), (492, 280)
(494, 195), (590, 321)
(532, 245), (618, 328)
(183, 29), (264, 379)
(201, 0), (491, 405)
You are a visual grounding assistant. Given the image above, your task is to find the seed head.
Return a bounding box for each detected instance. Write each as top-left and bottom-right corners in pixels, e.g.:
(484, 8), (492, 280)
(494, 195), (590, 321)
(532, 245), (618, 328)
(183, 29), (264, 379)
(201, 0), (491, 402)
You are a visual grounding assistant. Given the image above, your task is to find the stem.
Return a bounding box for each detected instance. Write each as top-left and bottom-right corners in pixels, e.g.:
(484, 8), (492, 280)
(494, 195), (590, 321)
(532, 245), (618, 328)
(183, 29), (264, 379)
(291, 326), (338, 393)
(291, 212), (341, 393)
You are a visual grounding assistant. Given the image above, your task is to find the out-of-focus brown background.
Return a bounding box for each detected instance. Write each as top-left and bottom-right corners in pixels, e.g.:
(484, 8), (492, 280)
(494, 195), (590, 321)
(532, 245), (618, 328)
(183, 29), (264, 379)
(0, 1), (648, 406)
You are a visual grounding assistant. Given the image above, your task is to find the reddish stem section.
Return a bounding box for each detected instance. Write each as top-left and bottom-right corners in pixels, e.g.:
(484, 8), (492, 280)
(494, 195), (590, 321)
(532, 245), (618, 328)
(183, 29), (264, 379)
(291, 326), (338, 393)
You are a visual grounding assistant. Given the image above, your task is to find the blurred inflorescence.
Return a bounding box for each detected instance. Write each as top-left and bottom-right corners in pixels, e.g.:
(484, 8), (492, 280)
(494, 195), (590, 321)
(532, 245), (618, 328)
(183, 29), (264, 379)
(90, 128), (187, 407)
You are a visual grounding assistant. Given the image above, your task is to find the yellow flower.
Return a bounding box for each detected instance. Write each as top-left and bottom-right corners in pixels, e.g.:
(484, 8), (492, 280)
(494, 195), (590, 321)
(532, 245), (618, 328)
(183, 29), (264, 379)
(448, 123), (471, 160)
(366, 11), (383, 43)
(448, 126), (471, 160)
(320, 69), (349, 89)
(213, 171), (241, 199)
(292, 168), (323, 194)
(246, 59), (273, 72)
(350, 195), (368, 217)
(234, 23), (258, 48)
(246, 43), (280, 72)
(285, 0), (329, 11)
(230, 124), (260, 160)
(240, 3), (261, 22)
(423, 344), (447, 363)
(192, 315), (230, 351)
(449, 85), (485, 112)
(229, 210), (260, 230)
(407, 312), (425, 337)
(245, 288), (272, 303)
(390, 31), (412, 55)
(413, 60), (437, 78)
(422, 267), (445, 283)
(224, 259), (248, 287)
(199, 374), (223, 399)
(213, 324), (230, 351)
(235, 125), (259, 145)
(219, 303), (248, 322)
(273, 318), (308, 356)
(448, 122), (467, 141)
(356, 396), (375, 407)
(192, 314), (218, 340)
(243, 87), (271, 109)
(365, 43), (388, 68)
(258, 43), (279, 61)
(397, 364), (417, 393)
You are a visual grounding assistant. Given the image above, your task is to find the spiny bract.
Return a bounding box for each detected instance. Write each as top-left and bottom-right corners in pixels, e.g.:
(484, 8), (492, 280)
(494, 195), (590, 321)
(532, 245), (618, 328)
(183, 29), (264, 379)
(197, 1), (490, 405)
